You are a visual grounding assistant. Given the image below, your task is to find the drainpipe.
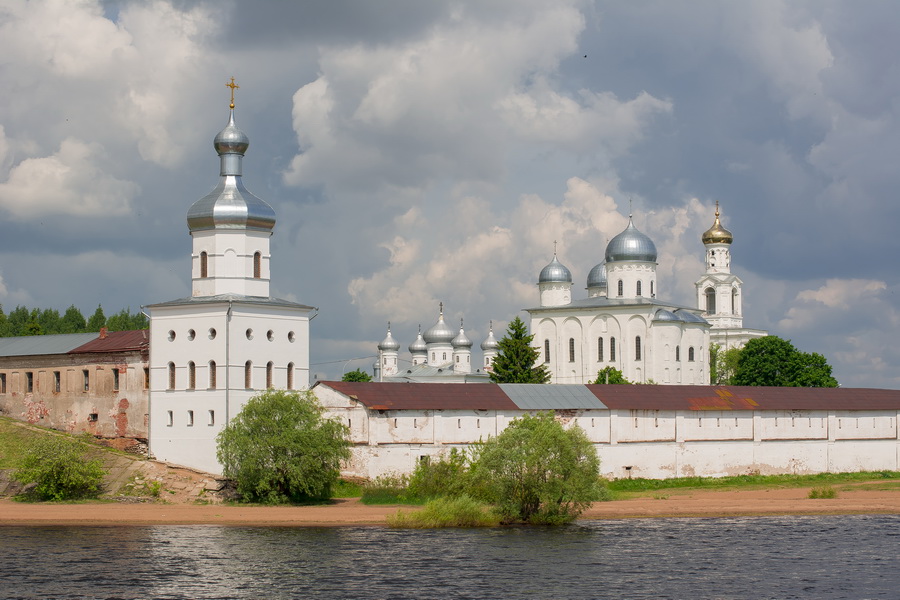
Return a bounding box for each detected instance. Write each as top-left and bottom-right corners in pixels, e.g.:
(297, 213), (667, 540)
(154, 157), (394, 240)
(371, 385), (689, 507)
(141, 306), (151, 454)
(226, 300), (233, 423)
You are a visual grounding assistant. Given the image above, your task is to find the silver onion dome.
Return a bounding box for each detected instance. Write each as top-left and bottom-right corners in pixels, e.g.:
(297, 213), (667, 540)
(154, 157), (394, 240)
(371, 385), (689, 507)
(673, 309), (709, 325)
(423, 309), (455, 344)
(653, 309), (682, 322)
(539, 254), (572, 283)
(187, 109), (276, 232)
(452, 321), (473, 349)
(378, 323), (401, 352)
(586, 262), (607, 289)
(408, 326), (427, 354)
(480, 323), (499, 351)
(605, 217), (657, 263)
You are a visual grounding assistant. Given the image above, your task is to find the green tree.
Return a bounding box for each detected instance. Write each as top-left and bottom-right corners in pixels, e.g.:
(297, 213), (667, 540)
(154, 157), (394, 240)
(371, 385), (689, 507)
(592, 366), (631, 384)
(7, 305), (29, 336)
(216, 390), (351, 504)
(86, 305), (106, 331)
(489, 316), (551, 383)
(60, 305), (87, 333)
(710, 343), (742, 384)
(732, 336), (838, 387)
(13, 434), (107, 501)
(468, 412), (599, 524)
(342, 368), (372, 382)
(36, 308), (61, 334)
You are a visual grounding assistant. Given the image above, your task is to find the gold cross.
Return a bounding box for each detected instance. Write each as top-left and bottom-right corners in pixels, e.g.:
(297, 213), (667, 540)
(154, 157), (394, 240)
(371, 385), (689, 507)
(226, 77), (239, 109)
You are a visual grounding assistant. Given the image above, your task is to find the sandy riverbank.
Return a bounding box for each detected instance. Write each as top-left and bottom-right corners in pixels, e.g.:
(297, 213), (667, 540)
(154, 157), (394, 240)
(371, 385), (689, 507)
(2, 485), (899, 526)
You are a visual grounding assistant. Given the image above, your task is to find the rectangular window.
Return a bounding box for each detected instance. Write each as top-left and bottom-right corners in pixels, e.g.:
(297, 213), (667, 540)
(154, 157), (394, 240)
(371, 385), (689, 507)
(187, 410), (194, 427)
(569, 338), (575, 362)
(143, 367), (150, 389)
(208, 410), (215, 426)
(0, 373), (6, 393)
(166, 410), (173, 427)
(88, 413), (98, 422)
(26, 372), (33, 393)
(54, 371), (61, 393)
(82, 370), (90, 392)
(598, 338), (604, 362)
(113, 368), (120, 391)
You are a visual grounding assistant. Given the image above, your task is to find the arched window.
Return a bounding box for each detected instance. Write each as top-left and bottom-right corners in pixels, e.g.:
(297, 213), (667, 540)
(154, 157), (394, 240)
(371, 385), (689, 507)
(610, 337), (616, 361)
(287, 362), (294, 390)
(597, 337), (604, 362)
(244, 361), (252, 389)
(544, 339), (551, 363)
(732, 288), (738, 313)
(705, 287), (716, 314)
(167, 362), (175, 390)
(650, 281), (654, 297)
(688, 347), (695, 362)
(675, 347), (680, 362)
(187, 361), (195, 390)
(208, 361), (216, 389)
(253, 251), (262, 278)
(617, 280), (623, 297)
(266, 361), (274, 389)
(200, 251), (208, 278)
(569, 338), (575, 362)
(636, 281), (642, 297)
(635, 336), (642, 361)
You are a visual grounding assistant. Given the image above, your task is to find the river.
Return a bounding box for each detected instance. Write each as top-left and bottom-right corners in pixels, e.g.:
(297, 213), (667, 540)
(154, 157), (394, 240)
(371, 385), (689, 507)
(1, 515), (897, 599)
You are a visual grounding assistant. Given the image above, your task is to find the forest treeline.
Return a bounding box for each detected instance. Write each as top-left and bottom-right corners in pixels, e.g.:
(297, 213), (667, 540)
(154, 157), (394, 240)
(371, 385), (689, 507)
(0, 305), (147, 337)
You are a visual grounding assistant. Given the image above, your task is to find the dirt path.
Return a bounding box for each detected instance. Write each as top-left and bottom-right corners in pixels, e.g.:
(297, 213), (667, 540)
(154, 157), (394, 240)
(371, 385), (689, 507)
(2, 486), (898, 526)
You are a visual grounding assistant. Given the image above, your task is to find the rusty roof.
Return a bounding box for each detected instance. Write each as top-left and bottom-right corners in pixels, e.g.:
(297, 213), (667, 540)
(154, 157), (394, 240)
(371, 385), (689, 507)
(69, 330), (149, 354)
(318, 381), (900, 411)
(318, 381), (518, 410)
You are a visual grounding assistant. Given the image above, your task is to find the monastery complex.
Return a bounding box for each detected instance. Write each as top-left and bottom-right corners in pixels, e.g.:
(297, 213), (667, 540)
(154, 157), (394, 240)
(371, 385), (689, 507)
(1, 93), (898, 479)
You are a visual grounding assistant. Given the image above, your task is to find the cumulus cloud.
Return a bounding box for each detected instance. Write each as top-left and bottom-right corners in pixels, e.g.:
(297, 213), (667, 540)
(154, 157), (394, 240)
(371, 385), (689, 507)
(284, 1), (669, 194)
(0, 138), (138, 218)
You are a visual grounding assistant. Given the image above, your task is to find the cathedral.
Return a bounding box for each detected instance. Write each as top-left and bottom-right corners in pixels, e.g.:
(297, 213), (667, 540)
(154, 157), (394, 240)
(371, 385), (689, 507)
(146, 87), (314, 473)
(526, 206), (765, 385)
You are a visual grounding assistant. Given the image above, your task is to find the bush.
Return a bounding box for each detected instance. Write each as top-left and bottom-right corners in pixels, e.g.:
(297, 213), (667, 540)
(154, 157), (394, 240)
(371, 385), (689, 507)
(407, 449), (470, 501)
(14, 434), (107, 501)
(216, 390), (350, 504)
(468, 412), (600, 524)
(387, 496), (501, 528)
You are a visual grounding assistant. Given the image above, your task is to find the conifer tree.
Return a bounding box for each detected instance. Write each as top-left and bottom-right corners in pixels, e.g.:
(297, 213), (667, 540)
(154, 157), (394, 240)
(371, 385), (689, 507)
(86, 305), (106, 332)
(489, 317), (551, 383)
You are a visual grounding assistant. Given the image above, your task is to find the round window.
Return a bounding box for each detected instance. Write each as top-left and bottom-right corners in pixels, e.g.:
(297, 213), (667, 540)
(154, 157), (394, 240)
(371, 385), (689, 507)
(187, 329), (196, 341)
(167, 330), (176, 342)
(246, 328), (253, 340)
(208, 328), (217, 340)
(288, 331), (295, 343)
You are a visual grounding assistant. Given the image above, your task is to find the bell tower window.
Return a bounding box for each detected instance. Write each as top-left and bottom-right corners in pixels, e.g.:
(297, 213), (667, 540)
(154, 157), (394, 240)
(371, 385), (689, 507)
(705, 287), (716, 314)
(617, 280), (623, 297)
(636, 281), (642, 297)
(200, 251), (208, 278)
(253, 252), (261, 278)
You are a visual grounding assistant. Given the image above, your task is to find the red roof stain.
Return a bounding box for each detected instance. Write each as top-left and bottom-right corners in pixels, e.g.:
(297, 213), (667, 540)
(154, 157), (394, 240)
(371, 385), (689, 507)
(688, 389), (760, 411)
(319, 381), (518, 411)
(69, 330), (148, 354)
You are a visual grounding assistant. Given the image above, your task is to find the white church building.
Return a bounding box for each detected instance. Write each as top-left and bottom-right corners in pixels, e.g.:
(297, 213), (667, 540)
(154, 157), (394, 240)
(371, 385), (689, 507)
(147, 93), (313, 474)
(527, 218), (711, 385)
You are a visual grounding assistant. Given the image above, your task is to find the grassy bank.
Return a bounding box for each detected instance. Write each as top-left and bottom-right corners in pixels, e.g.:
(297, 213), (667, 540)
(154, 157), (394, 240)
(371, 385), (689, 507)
(607, 471), (900, 499)
(0, 416), (49, 468)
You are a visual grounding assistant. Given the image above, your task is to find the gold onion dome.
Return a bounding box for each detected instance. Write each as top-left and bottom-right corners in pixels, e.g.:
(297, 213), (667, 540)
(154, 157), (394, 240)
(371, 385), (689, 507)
(701, 203), (733, 245)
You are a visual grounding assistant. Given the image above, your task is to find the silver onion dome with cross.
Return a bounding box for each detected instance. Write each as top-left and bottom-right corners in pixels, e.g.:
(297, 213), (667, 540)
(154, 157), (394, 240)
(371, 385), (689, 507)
(378, 323), (401, 352)
(605, 216), (657, 263)
(423, 304), (456, 344)
(187, 79), (276, 233)
(539, 254), (573, 283)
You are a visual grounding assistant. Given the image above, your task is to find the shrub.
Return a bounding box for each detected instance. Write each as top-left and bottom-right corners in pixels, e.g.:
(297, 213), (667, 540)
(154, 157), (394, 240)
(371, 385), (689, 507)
(468, 412), (600, 524)
(387, 495), (501, 528)
(14, 434), (106, 501)
(216, 390), (350, 504)
(407, 449), (470, 501)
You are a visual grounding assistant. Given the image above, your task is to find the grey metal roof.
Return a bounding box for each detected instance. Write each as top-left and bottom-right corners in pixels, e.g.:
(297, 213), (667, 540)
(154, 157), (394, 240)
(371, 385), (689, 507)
(525, 296), (701, 313)
(147, 294), (314, 310)
(385, 363), (491, 382)
(500, 384), (608, 410)
(0, 333), (98, 358)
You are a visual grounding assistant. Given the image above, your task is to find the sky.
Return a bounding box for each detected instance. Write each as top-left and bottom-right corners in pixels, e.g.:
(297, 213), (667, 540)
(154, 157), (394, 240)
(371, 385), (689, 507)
(0, 0), (899, 387)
